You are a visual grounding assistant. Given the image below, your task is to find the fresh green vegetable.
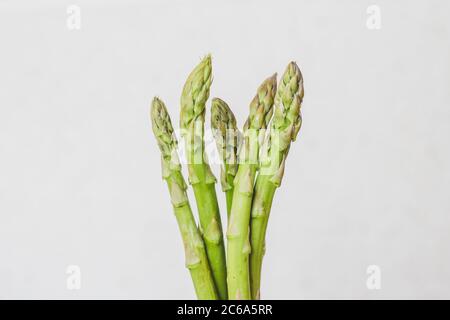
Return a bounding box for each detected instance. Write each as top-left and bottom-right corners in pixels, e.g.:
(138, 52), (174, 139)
(150, 97), (218, 300)
(249, 62), (304, 299)
(180, 56), (228, 300)
(211, 97), (239, 221)
(226, 74), (277, 300)
(150, 58), (306, 300)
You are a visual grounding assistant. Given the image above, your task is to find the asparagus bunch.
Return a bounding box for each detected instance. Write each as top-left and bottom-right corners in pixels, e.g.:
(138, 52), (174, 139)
(150, 97), (218, 299)
(149, 57), (304, 300)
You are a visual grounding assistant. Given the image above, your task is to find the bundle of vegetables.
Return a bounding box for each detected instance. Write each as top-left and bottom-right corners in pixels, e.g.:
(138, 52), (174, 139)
(149, 56), (304, 300)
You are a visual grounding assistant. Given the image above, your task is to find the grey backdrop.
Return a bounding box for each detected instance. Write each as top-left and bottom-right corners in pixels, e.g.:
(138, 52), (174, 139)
(0, 0), (449, 299)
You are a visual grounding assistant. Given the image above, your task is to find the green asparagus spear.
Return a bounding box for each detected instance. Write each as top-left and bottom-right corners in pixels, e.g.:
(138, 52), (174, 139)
(180, 56), (228, 300)
(211, 98), (239, 221)
(227, 74), (277, 300)
(249, 62), (304, 299)
(150, 97), (218, 300)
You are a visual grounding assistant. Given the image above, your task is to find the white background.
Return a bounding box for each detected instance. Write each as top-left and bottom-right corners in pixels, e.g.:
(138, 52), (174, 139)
(0, 0), (449, 299)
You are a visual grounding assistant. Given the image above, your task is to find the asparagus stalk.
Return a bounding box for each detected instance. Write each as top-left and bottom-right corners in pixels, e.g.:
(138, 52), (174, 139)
(249, 62), (304, 299)
(227, 74), (277, 300)
(180, 56), (228, 300)
(211, 98), (239, 220)
(150, 97), (218, 300)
